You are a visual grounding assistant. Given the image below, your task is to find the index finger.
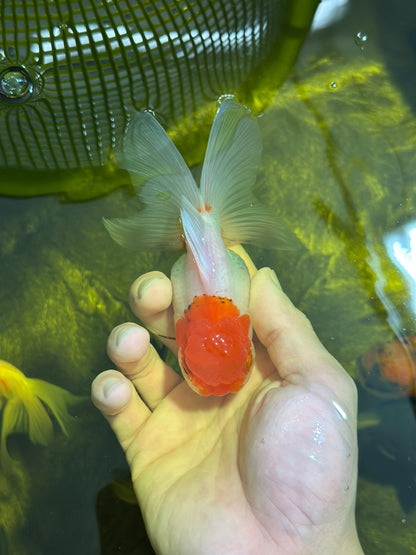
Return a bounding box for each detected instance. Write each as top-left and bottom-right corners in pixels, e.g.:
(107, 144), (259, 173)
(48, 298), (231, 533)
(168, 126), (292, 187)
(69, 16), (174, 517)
(250, 267), (356, 400)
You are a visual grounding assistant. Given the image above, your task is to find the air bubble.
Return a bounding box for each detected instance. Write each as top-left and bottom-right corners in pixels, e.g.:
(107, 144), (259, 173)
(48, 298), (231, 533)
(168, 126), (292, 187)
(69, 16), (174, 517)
(0, 67), (32, 100)
(56, 22), (69, 34)
(329, 81), (337, 90)
(0, 65), (43, 104)
(354, 31), (368, 50)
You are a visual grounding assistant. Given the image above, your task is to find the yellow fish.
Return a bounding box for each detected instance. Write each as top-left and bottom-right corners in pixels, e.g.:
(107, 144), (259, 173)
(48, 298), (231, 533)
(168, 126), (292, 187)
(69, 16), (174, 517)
(0, 360), (83, 467)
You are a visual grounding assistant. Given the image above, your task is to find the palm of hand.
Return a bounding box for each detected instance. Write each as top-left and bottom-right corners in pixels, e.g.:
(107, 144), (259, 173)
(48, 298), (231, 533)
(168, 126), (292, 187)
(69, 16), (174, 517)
(124, 347), (356, 554)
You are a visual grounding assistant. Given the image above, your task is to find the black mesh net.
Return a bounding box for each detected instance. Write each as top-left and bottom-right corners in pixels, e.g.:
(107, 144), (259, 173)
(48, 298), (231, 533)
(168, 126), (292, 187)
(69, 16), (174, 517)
(0, 1), (282, 170)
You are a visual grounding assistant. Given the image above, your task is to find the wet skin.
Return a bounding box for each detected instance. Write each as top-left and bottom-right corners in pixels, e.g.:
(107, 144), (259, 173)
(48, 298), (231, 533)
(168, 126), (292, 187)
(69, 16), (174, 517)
(92, 249), (363, 555)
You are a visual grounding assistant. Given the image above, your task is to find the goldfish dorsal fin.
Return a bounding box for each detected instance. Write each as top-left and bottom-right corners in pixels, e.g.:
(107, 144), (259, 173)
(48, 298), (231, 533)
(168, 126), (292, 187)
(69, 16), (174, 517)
(180, 200), (210, 290)
(180, 197), (231, 294)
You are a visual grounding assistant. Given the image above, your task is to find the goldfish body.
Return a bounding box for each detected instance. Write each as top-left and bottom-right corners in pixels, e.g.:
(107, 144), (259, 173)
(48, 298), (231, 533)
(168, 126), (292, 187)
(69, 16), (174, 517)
(0, 360), (82, 467)
(105, 99), (288, 396)
(357, 336), (416, 397)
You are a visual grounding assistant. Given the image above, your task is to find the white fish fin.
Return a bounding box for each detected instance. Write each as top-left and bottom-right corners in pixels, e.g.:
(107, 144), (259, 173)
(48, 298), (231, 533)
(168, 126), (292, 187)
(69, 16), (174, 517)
(200, 98), (294, 249)
(117, 111), (199, 201)
(106, 110), (201, 250)
(221, 200), (297, 249)
(104, 176), (185, 250)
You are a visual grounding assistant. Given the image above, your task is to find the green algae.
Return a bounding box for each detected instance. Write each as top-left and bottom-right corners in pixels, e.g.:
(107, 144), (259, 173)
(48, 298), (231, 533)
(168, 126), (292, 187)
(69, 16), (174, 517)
(256, 55), (416, 375)
(0, 192), (172, 551)
(357, 477), (416, 555)
(0, 161), (126, 201)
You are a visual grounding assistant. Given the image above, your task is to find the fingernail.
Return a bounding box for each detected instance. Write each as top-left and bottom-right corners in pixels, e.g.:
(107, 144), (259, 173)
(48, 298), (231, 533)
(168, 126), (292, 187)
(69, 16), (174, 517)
(266, 267), (281, 289)
(136, 276), (160, 299)
(102, 376), (124, 400)
(113, 325), (135, 347)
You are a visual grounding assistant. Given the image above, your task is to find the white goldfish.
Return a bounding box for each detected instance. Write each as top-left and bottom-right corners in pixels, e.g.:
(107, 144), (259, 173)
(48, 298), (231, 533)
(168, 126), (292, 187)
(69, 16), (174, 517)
(0, 360), (82, 467)
(105, 98), (288, 396)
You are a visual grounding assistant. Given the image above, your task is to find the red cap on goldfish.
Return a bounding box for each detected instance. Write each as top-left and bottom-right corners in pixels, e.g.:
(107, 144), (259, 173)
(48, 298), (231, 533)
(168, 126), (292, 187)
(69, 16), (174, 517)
(175, 295), (252, 396)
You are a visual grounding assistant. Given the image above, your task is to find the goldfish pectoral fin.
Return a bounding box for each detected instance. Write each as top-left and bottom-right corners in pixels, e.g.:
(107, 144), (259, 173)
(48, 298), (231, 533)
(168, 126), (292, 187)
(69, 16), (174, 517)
(31, 379), (84, 437)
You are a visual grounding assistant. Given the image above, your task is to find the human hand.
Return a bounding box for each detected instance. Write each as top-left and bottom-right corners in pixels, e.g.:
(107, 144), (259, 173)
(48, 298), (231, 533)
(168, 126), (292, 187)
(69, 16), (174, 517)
(92, 252), (363, 555)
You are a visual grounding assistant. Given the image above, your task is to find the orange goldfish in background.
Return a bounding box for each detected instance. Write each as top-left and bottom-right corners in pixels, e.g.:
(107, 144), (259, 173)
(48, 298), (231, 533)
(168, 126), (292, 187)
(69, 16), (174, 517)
(105, 98), (289, 396)
(358, 336), (416, 397)
(0, 360), (83, 467)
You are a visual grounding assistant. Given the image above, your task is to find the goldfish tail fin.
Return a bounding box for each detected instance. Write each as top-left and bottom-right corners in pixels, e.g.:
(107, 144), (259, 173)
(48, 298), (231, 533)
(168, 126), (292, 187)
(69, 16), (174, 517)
(200, 98), (294, 249)
(1, 398), (27, 467)
(30, 379), (84, 437)
(104, 110), (201, 250)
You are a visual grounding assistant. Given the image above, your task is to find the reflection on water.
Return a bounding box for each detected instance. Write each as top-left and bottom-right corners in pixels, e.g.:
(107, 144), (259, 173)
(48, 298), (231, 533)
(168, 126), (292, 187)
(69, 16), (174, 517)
(385, 222), (416, 316)
(1, 0), (416, 553)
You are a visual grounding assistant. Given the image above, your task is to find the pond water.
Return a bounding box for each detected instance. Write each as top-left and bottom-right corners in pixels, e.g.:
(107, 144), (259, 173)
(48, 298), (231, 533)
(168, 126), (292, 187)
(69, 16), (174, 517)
(1, 0), (416, 553)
